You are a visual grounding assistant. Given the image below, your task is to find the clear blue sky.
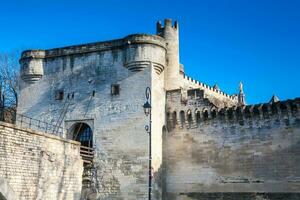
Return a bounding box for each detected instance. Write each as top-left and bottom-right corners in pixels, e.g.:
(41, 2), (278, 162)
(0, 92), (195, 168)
(0, 0), (299, 104)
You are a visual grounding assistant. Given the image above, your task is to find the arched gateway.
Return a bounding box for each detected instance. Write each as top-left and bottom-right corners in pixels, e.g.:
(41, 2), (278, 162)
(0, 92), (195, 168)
(69, 122), (94, 164)
(71, 123), (93, 148)
(69, 122), (97, 199)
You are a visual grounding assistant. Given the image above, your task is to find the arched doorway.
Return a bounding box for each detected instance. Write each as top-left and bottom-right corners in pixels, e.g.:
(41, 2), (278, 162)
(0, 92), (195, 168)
(69, 122), (94, 164)
(71, 123), (93, 148)
(70, 122), (96, 196)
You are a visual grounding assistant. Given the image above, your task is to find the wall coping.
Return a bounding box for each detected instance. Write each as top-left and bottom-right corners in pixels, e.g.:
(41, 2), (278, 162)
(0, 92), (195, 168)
(0, 121), (80, 145)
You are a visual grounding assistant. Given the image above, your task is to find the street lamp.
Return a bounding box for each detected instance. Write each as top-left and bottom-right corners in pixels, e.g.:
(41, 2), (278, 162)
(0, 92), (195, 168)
(143, 86), (152, 200)
(143, 100), (151, 116)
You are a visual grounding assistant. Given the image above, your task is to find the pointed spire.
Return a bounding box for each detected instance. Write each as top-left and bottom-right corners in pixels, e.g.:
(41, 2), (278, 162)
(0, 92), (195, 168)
(269, 94), (280, 104)
(213, 84), (220, 91)
(238, 82), (246, 106)
(239, 82), (243, 93)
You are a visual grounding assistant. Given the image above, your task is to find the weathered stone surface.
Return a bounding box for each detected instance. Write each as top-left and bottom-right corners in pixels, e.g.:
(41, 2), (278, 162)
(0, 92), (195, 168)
(0, 122), (82, 200)
(164, 91), (300, 199)
(13, 18), (300, 200)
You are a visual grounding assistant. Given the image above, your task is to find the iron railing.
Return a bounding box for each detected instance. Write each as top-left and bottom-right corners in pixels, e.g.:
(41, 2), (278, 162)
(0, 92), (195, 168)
(16, 113), (63, 136)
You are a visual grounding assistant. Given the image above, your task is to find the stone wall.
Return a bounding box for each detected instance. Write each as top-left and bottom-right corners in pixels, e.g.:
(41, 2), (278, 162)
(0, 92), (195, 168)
(16, 18), (300, 200)
(0, 121), (83, 200)
(180, 75), (238, 108)
(151, 62), (166, 199)
(164, 97), (300, 199)
(18, 33), (167, 199)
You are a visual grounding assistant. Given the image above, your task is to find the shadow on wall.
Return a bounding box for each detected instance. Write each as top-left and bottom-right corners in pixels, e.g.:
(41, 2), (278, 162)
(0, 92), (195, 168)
(20, 49), (125, 121)
(21, 55), (130, 129)
(35, 140), (82, 200)
(0, 178), (17, 200)
(163, 117), (300, 198)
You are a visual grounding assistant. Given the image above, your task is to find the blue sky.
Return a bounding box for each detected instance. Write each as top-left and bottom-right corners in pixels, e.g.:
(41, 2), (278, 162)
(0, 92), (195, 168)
(0, 0), (299, 104)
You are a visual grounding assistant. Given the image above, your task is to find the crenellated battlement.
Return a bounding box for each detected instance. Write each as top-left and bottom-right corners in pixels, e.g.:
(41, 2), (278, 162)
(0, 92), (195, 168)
(183, 74), (238, 101)
(167, 98), (300, 129)
(156, 19), (179, 36)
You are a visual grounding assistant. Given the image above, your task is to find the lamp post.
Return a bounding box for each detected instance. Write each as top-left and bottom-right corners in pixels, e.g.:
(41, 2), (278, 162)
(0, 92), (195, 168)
(143, 87), (152, 200)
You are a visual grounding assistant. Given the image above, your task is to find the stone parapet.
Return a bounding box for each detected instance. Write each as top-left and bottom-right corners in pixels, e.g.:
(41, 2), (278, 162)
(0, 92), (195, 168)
(0, 121), (83, 200)
(21, 34), (166, 59)
(20, 50), (46, 60)
(183, 74), (238, 101)
(167, 97), (300, 129)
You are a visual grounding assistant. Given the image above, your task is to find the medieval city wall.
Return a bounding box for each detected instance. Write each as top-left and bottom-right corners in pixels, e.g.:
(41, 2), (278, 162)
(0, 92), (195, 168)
(164, 96), (300, 199)
(0, 121), (83, 200)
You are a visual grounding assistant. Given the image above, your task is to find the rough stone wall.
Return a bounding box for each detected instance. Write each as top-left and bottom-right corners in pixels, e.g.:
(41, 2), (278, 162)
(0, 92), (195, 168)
(92, 67), (150, 200)
(17, 19), (300, 200)
(151, 63), (166, 199)
(164, 96), (300, 199)
(0, 121), (82, 200)
(18, 34), (167, 199)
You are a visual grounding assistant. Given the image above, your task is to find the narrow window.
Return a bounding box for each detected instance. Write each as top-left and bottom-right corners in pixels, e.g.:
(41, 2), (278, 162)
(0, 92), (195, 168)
(111, 84), (120, 95)
(203, 110), (209, 120)
(187, 110), (193, 127)
(172, 111), (177, 128)
(211, 109), (217, 118)
(180, 111), (185, 126)
(55, 90), (64, 100)
(196, 111), (201, 124)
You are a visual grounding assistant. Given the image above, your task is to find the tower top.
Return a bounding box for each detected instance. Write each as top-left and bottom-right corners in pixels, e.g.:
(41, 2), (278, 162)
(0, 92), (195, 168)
(156, 18), (179, 35)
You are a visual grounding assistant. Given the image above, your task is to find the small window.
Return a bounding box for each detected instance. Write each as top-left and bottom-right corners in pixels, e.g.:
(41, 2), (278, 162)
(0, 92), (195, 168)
(111, 84), (120, 95)
(55, 90), (64, 100)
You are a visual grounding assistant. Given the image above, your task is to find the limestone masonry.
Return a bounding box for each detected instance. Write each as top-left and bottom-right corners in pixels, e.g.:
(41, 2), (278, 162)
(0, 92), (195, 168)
(0, 19), (299, 200)
(0, 121), (82, 200)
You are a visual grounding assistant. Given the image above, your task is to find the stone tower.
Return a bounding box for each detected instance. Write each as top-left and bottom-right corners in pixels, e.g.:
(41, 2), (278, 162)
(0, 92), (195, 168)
(157, 19), (180, 90)
(19, 50), (45, 83)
